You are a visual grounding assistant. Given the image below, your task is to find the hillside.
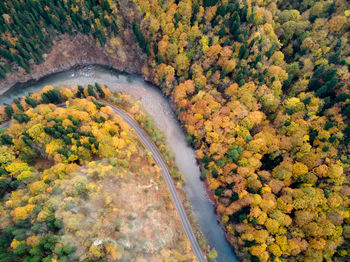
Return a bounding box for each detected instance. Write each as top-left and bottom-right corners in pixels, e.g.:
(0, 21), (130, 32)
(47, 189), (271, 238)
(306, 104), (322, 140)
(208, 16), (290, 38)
(0, 86), (197, 261)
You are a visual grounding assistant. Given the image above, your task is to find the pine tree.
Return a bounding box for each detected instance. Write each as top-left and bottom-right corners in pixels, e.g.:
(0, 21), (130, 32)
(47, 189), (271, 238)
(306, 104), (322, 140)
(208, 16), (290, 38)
(203, 0), (219, 7)
(0, 67), (6, 79)
(132, 19), (150, 55)
(218, 25), (227, 38)
(4, 105), (13, 118)
(240, 5), (248, 22)
(25, 96), (37, 108)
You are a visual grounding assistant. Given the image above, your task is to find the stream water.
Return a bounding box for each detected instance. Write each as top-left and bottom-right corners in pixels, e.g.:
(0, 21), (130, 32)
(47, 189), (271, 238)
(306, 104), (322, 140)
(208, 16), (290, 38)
(0, 65), (238, 262)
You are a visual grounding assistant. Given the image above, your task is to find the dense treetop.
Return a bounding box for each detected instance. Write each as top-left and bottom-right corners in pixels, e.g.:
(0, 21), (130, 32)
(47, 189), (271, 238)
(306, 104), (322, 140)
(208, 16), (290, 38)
(0, 85), (195, 261)
(0, 0), (349, 261)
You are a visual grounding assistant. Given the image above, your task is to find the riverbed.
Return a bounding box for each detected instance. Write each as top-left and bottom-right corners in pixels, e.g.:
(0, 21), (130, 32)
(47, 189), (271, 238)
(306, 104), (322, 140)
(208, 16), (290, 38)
(0, 65), (238, 262)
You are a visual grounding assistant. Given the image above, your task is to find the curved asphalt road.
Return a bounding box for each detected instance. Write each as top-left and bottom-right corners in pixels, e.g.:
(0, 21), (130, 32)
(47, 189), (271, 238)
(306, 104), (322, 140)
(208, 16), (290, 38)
(1, 102), (207, 262)
(105, 102), (206, 262)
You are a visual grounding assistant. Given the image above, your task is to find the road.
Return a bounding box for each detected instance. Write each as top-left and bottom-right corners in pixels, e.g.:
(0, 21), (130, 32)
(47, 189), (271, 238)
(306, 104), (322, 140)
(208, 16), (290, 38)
(105, 102), (207, 262)
(1, 102), (207, 262)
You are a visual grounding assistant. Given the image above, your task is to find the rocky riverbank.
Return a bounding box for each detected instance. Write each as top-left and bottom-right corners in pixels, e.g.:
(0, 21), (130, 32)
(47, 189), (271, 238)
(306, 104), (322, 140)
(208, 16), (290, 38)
(200, 162), (244, 261)
(0, 32), (147, 96)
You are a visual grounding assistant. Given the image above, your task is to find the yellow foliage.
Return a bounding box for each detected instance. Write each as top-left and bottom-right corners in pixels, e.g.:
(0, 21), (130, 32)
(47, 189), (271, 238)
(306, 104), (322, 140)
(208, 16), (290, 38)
(46, 139), (64, 156)
(17, 170), (33, 180)
(268, 243), (282, 257)
(5, 162), (31, 177)
(155, 64), (175, 86)
(89, 245), (102, 258)
(26, 236), (41, 246)
(327, 164), (343, 179)
(255, 229), (269, 244)
(40, 85), (54, 95)
(327, 16), (347, 32)
(250, 245), (269, 262)
(252, 194), (262, 206)
(276, 235), (288, 252)
(106, 243), (122, 260)
(265, 218), (280, 234)
(27, 124), (44, 141)
(222, 215), (229, 223)
(0, 146), (16, 164)
(206, 44), (222, 57)
(292, 186), (326, 210)
(13, 204), (35, 220)
(225, 83), (238, 97)
(209, 178), (220, 190)
(292, 162), (308, 179)
(200, 35), (209, 53)
(270, 51), (284, 65)
(37, 207), (53, 222)
(30, 181), (49, 195)
(10, 239), (22, 249)
(60, 87), (74, 99)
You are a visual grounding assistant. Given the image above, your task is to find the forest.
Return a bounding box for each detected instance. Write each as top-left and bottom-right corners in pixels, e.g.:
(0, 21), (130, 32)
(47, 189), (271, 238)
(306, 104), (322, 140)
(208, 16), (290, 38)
(0, 0), (349, 261)
(0, 84), (197, 261)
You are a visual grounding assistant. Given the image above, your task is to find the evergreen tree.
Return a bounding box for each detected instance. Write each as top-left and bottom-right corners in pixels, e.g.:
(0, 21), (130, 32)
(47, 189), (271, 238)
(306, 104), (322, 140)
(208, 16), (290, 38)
(218, 25), (227, 38)
(132, 19), (150, 55)
(0, 67), (6, 79)
(87, 85), (96, 97)
(25, 96), (37, 108)
(41, 89), (63, 104)
(203, 0), (219, 7)
(4, 105), (13, 118)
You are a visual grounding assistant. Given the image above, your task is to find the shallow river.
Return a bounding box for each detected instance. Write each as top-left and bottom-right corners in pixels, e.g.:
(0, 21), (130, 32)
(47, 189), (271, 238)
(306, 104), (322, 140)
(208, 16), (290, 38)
(0, 65), (238, 262)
